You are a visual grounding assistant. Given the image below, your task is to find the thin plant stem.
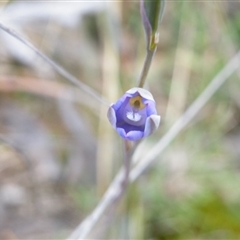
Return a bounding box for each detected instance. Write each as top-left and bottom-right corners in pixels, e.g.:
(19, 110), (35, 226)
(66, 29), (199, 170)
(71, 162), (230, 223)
(67, 167), (125, 239)
(138, 48), (156, 88)
(0, 22), (108, 105)
(0, 75), (101, 113)
(67, 140), (138, 239)
(122, 140), (131, 190)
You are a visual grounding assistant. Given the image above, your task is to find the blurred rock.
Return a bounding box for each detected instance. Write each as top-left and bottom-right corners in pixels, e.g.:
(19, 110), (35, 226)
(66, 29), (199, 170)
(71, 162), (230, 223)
(0, 101), (61, 183)
(0, 183), (26, 207)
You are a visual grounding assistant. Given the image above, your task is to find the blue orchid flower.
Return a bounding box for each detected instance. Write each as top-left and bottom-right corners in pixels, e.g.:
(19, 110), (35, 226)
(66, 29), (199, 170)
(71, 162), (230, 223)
(107, 88), (161, 141)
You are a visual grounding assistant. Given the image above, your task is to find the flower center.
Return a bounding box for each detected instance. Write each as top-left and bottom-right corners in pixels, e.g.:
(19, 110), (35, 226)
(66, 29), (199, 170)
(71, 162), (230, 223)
(129, 95), (145, 110)
(122, 95), (146, 127)
(134, 100), (140, 108)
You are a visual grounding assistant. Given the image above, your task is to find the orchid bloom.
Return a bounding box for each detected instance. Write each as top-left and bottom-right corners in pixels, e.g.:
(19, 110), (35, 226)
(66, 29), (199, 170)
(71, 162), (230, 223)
(107, 88), (161, 141)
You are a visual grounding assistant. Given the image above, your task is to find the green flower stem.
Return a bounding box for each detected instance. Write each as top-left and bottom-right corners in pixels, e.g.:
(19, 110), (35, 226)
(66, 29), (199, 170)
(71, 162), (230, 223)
(138, 48), (157, 88)
(122, 140), (131, 188)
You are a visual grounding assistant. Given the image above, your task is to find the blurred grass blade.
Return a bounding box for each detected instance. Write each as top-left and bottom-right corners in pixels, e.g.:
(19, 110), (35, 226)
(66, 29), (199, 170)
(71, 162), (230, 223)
(141, 0), (165, 51)
(0, 22), (108, 106)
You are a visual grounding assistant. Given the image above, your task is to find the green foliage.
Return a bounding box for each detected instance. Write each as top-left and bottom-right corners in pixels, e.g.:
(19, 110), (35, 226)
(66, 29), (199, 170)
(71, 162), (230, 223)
(143, 0), (165, 34)
(131, 159), (240, 239)
(141, 0), (165, 51)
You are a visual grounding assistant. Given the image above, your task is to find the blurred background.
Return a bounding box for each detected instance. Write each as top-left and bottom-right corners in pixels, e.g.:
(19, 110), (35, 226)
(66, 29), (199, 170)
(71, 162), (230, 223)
(0, 1), (240, 239)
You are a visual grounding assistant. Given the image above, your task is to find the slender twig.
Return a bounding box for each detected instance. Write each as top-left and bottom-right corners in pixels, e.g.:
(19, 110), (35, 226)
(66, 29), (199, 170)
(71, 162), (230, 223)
(122, 140), (131, 190)
(67, 167), (125, 239)
(138, 49), (156, 88)
(67, 50), (240, 239)
(67, 140), (135, 240)
(0, 22), (108, 105)
(0, 75), (102, 113)
(130, 50), (240, 182)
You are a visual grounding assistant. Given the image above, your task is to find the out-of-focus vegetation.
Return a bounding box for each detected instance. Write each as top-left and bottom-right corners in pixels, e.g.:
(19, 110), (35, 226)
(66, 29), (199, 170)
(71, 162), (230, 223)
(0, 1), (240, 239)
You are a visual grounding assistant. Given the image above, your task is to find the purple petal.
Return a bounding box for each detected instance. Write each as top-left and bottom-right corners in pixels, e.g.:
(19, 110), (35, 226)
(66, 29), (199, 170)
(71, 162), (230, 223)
(126, 87), (154, 101)
(126, 130), (144, 141)
(126, 87), (138, 95)
(116, 127), (127, 139)
(116, 123), (144, 133)
(107, 106), (117, 128)
(137, 88), (154, 101)
(112, 94), (129, 112)
(144, 115), (161, 137)
(115, 98), (130, 123)
(116, 123), (145, 141)
(145, 100), (157, 116)
(116, 128), (143, 141)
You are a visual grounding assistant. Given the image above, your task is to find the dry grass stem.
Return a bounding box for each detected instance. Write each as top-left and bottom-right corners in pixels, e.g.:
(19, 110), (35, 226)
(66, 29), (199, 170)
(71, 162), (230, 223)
(0, 22), (107, 105)
(0, 75), (101, 113)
